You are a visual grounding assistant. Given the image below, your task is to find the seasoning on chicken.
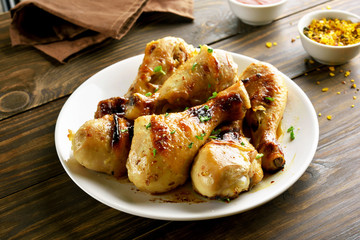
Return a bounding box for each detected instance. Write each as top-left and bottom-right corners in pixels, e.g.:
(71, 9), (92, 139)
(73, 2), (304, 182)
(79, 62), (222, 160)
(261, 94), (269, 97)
(191, 120), (263, 199)
(125, 45), (239, 120)
(124, 36), (195, 98)
(240, 62), (288, 172)
(70, 114), (132, 178)
(126, 80), (251, 194)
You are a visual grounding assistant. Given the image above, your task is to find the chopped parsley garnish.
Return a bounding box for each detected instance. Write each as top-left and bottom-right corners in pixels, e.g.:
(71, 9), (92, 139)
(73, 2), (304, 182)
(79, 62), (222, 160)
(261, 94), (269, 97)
(256, 153), (264, 159)
(184, 107), (189, 110)
(120, 129), (128, 133)
(209, 129), (220, 139)
(207, 48), (214, 53)
(154, 88), (159, 92)
(287, 126), (295, 141)
(211, 129), (221, 135)
(195, 133), (206, 140)
(217, 197), (231, 203)
(207, 92), (218, 101)
(265, 96), (274, 101)
(188, 142), (194, 149)
(170, 130), (176, 134)
(192, 62), (198, 71)
(208, 83), (211, 88)
(199, 115), (212, 122)
(145, 123), (151, 129)
(154, 65), (166, 75)
(165, 112), (169, 117)
(195, 105), (212, 123)
(240, 142), (245, 146)
(153, 149), (157, 157)
(145, 92), (152, 97)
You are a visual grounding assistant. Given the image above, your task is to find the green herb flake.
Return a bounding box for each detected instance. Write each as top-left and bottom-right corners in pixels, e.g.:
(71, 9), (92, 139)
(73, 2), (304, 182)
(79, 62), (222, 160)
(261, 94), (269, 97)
(290, 131), (295, 140)
(120, 129), (128, 133)
(199, 115), (212, 122)
(195, 135), (203, 140)
(265, 96), (274, 101)
(208, 92), (218, 101)
(208, 83), (211, 88)
(153, 65), (166, 75)
(240, 142), (245, 146)
(287, 126), (295, 141)
(209, 136), (217, 139)
(204, 105), (209, 110)
(192, 62), (198, 71)
(145, 92), (152, 97)
(256, 153), (264, 159)
(153, 149), (157, 157)
(218, 197), (231, 203)
(145, 123), (151, 129)
(211, 129), (221, 135)
(170, 130), (176, 134)
(154, 88), (159, 92)
(188, 142), (194, 149)
(184, 107), (189, 111)
(287, 126), (294, 133)
(207, 48), (214, 53)
(165, 112), (169, 117)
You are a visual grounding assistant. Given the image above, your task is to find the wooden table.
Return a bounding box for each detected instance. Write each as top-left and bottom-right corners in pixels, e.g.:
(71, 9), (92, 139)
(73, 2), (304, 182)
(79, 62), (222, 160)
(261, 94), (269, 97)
(1, 0), (359, 239)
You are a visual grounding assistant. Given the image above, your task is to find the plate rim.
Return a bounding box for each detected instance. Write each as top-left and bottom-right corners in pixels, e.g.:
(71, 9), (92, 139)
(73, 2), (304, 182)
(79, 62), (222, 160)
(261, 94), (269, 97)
(55, 51), (319, 221)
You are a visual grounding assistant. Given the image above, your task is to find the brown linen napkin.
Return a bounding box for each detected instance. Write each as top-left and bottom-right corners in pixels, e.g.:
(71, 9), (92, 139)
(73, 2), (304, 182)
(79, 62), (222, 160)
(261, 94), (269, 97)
(9, 0), (193, 62)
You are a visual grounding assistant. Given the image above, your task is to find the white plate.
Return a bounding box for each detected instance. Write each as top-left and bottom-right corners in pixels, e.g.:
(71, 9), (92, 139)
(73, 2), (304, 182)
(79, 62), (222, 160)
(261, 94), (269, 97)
(55, 52), (319, 221)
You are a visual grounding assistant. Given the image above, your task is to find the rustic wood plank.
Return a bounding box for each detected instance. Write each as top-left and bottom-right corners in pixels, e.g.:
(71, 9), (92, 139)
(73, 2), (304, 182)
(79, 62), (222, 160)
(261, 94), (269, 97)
(0, 0), (332, 120)
(0, 173), (168, 239)
(0, 97), (67, 198)
(134, 60), (360, 240)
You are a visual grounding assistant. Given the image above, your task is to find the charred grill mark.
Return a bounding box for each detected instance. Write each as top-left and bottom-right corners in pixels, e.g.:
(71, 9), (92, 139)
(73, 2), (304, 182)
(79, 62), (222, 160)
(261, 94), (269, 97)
(111, 115), (133, 150)
(94, 97), (127, 118)
(128, 94), (155, 116)
(241, 78), (250, 84)
(111, 115), (121, 148)
(215, 93), (242, 112)
(148, 44), (157, 55)
(189, 105), (213, 123)
(150, 116), (172, 153)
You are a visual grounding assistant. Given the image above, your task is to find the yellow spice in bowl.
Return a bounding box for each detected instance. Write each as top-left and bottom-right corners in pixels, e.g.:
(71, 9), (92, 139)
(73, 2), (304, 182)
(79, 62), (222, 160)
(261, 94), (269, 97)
(303, 18), (360, 46)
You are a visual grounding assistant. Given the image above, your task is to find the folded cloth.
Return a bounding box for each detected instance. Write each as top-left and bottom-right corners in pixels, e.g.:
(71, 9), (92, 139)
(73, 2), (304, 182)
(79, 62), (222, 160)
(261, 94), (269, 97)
(9, 0), (193, 62)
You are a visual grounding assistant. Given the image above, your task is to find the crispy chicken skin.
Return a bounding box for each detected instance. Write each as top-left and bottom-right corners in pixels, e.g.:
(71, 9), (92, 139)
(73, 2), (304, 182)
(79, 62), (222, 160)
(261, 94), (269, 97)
(126, 81), (251, 194)
(124, 36), (195, 98)
(240, 62), (288, 172)
(125, 45), (239, 120)
(94, 97), (127, 119)
(71, 115), (132, 178)
(191, 120), (263, 199)
(95, 37), (194, 119)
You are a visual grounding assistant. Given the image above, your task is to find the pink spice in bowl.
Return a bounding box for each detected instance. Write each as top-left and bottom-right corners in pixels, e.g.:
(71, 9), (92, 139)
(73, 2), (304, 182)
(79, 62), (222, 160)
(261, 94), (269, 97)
(228, 0), (287, 26)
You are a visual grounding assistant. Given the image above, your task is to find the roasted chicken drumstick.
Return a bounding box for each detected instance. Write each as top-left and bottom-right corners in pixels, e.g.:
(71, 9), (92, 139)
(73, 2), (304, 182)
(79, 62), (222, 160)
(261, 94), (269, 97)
(240, 62), (288, 172)
(191, 120), (263, 199)
(125, 45), (239, 120)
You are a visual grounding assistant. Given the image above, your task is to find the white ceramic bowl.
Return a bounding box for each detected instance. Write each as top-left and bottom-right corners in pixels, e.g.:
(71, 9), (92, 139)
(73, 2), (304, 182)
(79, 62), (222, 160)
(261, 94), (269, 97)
(228, 0), (287, 26)
(298, 10), (360, 65)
